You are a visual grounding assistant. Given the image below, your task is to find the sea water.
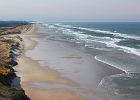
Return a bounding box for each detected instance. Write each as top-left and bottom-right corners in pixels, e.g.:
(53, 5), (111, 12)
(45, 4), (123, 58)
(42, 22), (140, 100)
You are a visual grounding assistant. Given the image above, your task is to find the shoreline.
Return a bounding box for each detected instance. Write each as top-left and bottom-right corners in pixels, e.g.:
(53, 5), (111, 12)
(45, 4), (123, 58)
(15, 24), (123, 100)
(14, 24), (88, 100)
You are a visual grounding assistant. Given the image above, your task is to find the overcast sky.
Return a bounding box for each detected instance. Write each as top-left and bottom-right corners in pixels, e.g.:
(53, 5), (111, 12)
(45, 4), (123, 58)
(0, 0), (140, 22)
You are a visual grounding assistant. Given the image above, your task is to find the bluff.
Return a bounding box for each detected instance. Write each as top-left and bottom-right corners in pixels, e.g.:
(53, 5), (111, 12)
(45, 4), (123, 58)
(0, 23), (31, 100)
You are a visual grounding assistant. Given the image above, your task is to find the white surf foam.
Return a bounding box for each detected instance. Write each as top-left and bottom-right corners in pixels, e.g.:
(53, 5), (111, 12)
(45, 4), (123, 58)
(44, 23), (140, 57)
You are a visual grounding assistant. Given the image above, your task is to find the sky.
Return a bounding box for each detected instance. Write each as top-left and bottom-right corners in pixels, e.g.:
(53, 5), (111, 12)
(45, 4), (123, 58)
(0, 0), (140, 22)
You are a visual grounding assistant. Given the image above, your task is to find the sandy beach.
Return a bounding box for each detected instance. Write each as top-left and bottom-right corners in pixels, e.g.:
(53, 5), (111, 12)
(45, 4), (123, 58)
(13, 24), (123, 100)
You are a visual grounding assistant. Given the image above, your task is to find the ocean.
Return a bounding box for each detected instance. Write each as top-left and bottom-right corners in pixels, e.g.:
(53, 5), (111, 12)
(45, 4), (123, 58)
(41, 22), (140, 100)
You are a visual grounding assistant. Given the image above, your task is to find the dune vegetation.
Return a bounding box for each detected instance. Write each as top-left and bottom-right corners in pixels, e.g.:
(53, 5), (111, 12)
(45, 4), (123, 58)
(0, 21), (31, 100)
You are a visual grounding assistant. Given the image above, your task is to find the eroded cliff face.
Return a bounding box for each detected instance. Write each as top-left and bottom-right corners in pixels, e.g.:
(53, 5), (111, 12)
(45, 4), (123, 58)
(0, 25), (31, 100)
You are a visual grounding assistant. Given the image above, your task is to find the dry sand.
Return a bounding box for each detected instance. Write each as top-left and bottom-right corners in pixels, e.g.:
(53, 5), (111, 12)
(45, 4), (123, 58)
(13, 24), (88, 100)
(13, 24), (123, 100)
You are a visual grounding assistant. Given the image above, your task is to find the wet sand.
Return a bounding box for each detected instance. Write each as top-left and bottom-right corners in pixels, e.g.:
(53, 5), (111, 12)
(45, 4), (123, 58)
(14, 24), (123, 100)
